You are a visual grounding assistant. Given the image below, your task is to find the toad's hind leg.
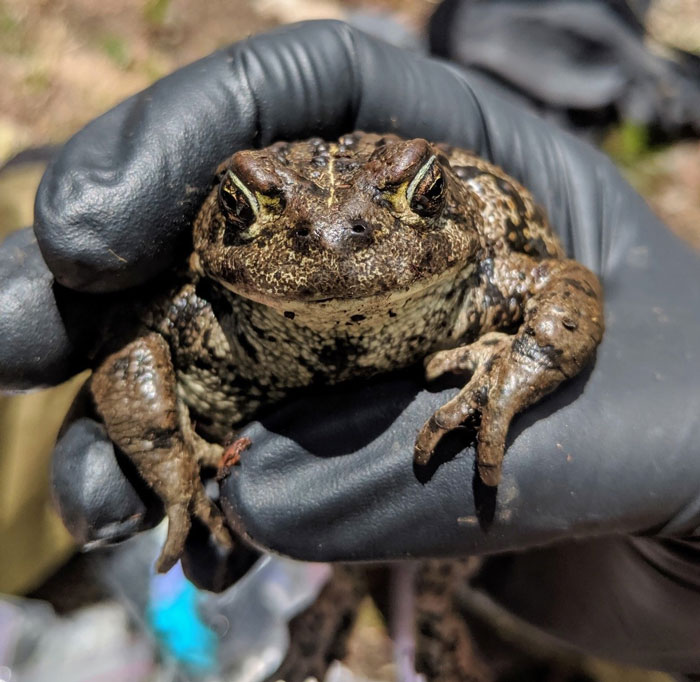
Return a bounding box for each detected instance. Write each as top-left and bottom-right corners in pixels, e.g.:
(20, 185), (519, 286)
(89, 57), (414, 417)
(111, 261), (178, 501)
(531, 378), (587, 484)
(91, 332), (232, 573)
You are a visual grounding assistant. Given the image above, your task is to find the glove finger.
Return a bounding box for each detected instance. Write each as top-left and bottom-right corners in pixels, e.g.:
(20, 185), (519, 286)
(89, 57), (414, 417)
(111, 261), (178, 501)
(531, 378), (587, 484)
(0, 228), (90, 389)
(180, 519), (260, 593)
(52, 415), (163, 546)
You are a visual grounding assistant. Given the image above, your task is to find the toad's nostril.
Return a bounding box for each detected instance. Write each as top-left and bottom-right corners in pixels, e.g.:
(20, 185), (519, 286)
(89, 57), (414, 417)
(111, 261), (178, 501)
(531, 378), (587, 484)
(350, 220), (373, 237)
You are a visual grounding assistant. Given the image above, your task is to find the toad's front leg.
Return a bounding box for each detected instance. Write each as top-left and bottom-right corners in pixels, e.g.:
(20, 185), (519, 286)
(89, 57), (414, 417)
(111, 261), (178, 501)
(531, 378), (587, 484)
(415, 257), (604, 486)
(91, 332), (232, 572)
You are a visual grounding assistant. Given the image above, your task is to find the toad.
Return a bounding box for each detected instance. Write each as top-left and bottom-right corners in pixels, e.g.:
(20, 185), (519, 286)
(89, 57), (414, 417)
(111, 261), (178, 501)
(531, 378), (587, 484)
(89, 132), (604, 571)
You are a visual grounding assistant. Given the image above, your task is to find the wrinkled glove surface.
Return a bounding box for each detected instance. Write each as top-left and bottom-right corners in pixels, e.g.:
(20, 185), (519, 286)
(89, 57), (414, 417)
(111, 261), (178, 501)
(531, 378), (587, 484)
(1, 20), (699, 672)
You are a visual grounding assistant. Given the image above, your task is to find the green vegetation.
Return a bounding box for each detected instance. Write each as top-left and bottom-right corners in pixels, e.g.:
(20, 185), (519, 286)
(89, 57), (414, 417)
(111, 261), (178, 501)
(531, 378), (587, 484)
(143, 0), (172, 27)
(23, 67), (50, 93)
(0, 3), (26, 54)
(603, 121), (654, 168)
(603, 120), (671, 195)
(100, 34), (131, 69)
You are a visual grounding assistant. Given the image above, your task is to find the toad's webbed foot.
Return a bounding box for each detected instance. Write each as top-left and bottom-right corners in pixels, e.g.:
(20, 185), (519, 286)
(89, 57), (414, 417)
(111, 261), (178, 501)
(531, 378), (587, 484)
(415, 259), (604, 486)
(91, 332), (232, 573)
(415, 333), (516, 486)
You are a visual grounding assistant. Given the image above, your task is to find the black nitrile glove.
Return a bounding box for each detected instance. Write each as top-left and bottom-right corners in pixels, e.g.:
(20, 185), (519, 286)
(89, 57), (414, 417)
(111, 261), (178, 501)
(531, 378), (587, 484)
(2, 20), (699, 673)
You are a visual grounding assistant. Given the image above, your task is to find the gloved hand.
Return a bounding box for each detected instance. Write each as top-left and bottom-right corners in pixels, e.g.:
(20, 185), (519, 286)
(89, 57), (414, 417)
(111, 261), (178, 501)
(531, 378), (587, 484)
(2, 20), (699, 673)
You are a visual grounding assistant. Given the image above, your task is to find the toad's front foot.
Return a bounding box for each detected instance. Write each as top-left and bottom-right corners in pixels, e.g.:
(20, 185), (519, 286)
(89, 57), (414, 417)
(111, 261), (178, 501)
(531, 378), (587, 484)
(90, 332), (233, 574)
(414, 332), (515, 486)
(415, 258), (604, 486)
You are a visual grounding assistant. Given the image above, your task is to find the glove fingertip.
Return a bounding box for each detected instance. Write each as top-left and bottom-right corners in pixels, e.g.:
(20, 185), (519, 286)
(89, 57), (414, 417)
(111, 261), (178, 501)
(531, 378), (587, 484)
(181, 520), (260, 593)
(0, 228), (84, 390)
(51, 417), (163, 546)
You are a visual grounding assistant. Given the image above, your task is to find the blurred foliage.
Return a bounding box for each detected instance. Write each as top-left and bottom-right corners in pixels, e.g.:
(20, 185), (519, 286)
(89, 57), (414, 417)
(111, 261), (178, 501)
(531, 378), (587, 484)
(99, 34), (132, 69)
(0, 164), (43, 236)
(0, 2), (26, 54)
(22, 66), (51, 94)
(602, 121), (655, 168)
(601, 121), (700, 251)
(602, 121), (668, 200)
(143, 0), (172, 27)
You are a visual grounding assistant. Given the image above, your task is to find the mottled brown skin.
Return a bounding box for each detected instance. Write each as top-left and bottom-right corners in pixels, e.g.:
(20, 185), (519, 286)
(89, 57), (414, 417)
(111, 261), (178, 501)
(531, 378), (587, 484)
(90, 132), (604, 577)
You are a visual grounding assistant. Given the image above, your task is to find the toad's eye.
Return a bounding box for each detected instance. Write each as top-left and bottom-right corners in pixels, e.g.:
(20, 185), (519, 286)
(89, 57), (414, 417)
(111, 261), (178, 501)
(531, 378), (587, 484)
(406, 155), (446, 218)
(218, 170), (258, 230)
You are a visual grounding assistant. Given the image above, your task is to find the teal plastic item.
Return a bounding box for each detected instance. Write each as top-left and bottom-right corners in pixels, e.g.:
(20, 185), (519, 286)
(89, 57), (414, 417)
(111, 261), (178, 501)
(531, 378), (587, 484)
(147, 562), (219, 676)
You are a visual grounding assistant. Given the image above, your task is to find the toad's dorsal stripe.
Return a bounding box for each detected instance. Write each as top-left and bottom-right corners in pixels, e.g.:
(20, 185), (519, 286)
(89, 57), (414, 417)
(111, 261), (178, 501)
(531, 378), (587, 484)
(327, 150), (336, 208)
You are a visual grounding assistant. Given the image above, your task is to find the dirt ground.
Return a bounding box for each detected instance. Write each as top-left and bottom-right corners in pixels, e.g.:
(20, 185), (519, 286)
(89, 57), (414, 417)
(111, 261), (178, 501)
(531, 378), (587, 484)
(0, 0), (437, 159)
(0, 1), (697, 681)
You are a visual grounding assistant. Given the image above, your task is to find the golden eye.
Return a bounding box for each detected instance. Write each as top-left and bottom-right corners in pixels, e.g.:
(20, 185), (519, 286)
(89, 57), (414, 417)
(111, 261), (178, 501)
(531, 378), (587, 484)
(406, 155), (446, 218)
(218, 170), (258, 230)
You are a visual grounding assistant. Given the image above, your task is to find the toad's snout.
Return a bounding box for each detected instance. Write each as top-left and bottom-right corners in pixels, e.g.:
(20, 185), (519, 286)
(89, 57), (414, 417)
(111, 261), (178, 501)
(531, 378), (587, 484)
(291, 218), (376, 253)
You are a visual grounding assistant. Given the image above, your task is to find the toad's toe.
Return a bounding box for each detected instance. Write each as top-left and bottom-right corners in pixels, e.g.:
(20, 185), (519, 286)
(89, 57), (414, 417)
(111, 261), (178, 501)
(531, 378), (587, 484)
(156, 503), (191, 573)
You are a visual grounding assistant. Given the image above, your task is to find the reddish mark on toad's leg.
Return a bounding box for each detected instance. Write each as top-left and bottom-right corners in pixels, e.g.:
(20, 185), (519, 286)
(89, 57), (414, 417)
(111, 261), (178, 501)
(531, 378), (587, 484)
(216, 436), (252, 482)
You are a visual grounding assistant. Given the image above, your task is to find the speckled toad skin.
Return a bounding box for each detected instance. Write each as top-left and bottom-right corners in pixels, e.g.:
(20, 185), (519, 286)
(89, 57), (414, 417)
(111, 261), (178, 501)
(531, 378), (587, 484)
(89, 132), (604, 572)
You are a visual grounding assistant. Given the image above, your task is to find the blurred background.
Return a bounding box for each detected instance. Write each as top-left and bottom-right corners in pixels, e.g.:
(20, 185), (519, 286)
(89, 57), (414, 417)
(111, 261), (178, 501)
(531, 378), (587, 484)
(1, 0), (699, 680)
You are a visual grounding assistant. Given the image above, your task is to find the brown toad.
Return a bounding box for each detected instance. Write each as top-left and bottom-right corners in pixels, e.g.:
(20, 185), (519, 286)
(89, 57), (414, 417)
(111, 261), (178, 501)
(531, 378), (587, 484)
(90, 132), (604, 571)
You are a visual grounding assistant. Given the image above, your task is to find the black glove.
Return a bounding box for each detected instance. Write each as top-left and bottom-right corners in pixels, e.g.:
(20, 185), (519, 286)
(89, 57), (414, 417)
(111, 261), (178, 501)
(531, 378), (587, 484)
(2, 20), (699, 673)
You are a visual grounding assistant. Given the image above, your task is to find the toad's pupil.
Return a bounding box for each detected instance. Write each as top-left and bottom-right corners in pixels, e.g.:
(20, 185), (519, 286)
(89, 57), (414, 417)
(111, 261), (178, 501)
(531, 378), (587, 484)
(411, 169), (446, 217)
(425, 175), (445, 201)
(219, 184), (254, 227)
